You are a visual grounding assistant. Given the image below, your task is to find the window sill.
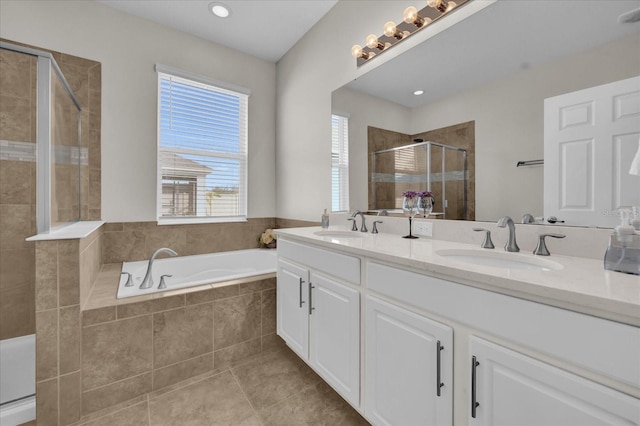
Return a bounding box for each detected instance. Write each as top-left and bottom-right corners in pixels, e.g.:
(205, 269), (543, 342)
(157, 216), (248, 226)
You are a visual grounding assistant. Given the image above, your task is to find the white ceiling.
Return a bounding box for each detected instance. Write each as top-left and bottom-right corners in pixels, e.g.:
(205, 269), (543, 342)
(346, 0), (640, 108)
(97, 0), (338, 62)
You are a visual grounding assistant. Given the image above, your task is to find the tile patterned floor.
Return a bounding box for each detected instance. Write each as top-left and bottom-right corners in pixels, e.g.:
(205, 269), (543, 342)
(73, 346), (369, 426)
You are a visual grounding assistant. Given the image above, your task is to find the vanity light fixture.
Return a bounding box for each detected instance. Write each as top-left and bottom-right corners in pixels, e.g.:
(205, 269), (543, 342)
(209, 2), (231, 18)
(352, 0), (469, 66)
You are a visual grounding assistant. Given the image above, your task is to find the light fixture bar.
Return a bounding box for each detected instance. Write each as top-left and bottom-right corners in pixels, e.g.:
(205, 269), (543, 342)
(352, 0), (471, 66)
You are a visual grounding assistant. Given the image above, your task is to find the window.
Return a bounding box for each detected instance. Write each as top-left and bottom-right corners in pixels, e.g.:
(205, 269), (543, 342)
(157, 66), (249, 223)
(331, 114), (349, 212)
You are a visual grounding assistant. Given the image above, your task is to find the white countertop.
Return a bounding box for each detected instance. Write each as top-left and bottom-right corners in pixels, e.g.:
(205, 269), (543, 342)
(276, 227), (640, 326)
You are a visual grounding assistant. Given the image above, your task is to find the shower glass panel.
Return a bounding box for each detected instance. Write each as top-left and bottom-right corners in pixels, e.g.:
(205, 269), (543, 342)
(50, 66), (81, 228)
(372, 141), (467, 219)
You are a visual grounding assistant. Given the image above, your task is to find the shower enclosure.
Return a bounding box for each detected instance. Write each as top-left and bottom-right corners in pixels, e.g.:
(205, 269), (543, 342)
(371, 141), (468, 220)
(0, 41), (82, 425)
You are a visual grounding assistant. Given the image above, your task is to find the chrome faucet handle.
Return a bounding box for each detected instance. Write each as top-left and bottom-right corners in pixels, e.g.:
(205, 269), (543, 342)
(347, 217), (358, 231)
(534, 233), (566, 256)
(372, 220), (383, 234)
(472, 228), (495, 249)
(158, 274), (172, 290)
(360, 216), (368, 233)
(120, 272), (134, 287)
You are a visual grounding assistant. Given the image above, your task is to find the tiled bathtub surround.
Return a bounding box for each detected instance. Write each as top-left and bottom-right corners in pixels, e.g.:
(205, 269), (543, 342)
(101, 218), (319, 264)
(80, 276), (278, 415)
(34, 225), (103, 425)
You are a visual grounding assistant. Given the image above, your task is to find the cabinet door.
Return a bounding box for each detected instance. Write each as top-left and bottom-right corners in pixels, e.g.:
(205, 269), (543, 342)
(309, 272), (360, 407)
(365, 296), (453, 426)
(469, 337), (640, 426)
(277, 260), (309, 359)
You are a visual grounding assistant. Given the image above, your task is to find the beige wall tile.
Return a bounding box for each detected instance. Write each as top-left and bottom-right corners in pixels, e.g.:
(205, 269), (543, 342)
(116, 294), (185, 319)
(82, 373), (152, 415)
(59, 305), (80, 374)
(153, 303), (213, 368)
(0, 160), (33, 204)
(0, 204), (33, 250)
(0, 95), (31, 141)
(214, 292), (261, 350)
(36, 377), (59, 426)
(36, 241), (58, 312)
(58, 240), (80, 306)
(0, 48), (34, 99)
(152, 353), (213, 390)
(261, 289), (276, 336)
(0, 281), (35, 340)
(89, 168), (101, 214)
(102, 230), (146, 263)
(144, 227), (186, 256)
(0, 247), (35, 290)
(82, 315), (152, 390)
(36, 309), (58, 381)
(213, 338), (261, 370)
(82, 306), (116, 327)
(59, 371), (81, 425)
(238, 277), (276, 295)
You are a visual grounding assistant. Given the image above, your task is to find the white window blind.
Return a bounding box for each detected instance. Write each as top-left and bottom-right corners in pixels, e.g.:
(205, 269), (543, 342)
(157, 70), (248, 223)
(331, 114), (349, 212)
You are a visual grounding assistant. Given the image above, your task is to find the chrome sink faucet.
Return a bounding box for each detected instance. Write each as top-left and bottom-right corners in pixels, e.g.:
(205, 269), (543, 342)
(140, 247), (178, 289)
(497, 216), (520, 252)
(351, 210), (368, 232)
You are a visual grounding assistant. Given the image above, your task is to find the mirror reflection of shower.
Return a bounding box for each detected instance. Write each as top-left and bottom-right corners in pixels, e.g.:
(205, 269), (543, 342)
(371, 141), (468, 220)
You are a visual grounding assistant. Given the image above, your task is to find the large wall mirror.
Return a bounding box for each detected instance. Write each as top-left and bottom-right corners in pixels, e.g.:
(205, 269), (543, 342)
(332, 0), (640, 227)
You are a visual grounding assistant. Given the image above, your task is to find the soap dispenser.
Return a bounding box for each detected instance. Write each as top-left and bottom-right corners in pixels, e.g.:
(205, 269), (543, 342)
(321, 209), (330, 229)
(604, 208), (640, 275)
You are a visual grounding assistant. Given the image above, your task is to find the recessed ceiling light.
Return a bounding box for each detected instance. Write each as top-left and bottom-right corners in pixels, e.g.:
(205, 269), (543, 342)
(413, 90), (424, 96)
(210, 2), (231, 18)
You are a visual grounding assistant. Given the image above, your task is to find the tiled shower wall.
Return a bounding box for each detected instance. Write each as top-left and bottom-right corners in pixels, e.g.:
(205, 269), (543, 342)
(0, 40), (101, 341)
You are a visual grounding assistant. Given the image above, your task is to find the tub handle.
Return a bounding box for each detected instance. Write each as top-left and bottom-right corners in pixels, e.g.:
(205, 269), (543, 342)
(121, 272), (134, 287)
(158, 274), (172, 290)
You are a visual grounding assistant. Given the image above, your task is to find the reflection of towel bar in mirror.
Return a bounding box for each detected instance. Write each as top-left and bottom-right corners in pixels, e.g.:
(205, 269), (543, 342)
(516, 159), (544, 167)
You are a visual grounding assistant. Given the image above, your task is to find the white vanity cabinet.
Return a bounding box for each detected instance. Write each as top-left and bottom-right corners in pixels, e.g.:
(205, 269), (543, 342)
(469, 337), (640, 425)
(276, 239), (361, 407)
(365, 295), (453, 426)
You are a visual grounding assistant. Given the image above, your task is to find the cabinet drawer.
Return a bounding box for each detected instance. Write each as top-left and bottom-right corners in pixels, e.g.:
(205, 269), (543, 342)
(278, 239), (360, 285)
(367, 261), (640, 389)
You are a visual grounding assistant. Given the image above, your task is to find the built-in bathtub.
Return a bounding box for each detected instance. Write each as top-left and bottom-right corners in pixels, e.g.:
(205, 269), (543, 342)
(0, 334), (35, 426)
(117, 248), (277, 299)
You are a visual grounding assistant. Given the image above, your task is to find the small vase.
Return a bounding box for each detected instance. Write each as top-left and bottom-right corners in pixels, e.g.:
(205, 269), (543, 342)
(402, 196), (418, 239)
(266, 241), (277, 249)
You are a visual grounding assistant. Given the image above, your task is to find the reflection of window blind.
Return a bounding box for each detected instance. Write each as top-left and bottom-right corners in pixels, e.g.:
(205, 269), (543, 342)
(331, 114), (349, 212)
(157, 69), (248, 222)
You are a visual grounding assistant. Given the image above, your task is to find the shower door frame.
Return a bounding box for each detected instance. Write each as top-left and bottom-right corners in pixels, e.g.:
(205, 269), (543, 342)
(0, 41), (82, 234)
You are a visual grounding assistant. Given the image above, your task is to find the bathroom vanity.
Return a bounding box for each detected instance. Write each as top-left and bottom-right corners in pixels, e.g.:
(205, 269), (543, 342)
(276, 227), (640, 426)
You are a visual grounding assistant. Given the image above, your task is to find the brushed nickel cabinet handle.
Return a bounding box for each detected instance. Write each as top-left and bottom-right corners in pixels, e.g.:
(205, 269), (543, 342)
(436, 340), (445, 397)
(471, 356), (480, 418)
(299, 278), (305, 308)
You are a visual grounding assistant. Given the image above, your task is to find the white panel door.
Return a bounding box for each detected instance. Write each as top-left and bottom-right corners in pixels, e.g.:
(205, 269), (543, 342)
(309, 272), (360, 407)
(365, 296), (453, 426)
(276, 260), (309, 359)
(469, 337), (640, 426)
(544, 76), (640, 227)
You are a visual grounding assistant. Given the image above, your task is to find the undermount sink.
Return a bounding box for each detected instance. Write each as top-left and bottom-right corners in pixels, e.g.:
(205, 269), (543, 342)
(436, 249), (563, 271)
(313, 230), (366, 239)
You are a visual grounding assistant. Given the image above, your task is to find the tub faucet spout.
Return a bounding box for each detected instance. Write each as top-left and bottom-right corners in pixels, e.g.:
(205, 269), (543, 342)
(140, 248), (178, 289)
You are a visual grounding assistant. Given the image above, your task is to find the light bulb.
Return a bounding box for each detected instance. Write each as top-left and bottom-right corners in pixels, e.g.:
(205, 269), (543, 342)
(366, 34), (382, 49)
(403, 6), (419, 24)
(427, 0), (448, 12)
(445, 1), (457, 12)
(383, 21), (398, 38)
(351, 44), (363, 59)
